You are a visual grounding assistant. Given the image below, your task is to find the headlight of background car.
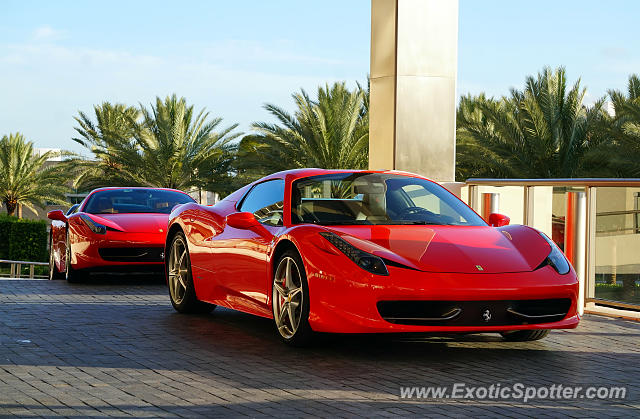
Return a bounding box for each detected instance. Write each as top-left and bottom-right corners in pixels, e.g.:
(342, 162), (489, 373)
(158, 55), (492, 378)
(80, 214), (107, 235)
(319, 232), (388, 276)
(539, 233), (570, 274)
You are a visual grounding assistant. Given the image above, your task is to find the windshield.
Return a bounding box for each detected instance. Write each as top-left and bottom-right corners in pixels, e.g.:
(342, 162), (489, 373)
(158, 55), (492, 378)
(292, 173), (486, 226)
(84, 189), (194, 214)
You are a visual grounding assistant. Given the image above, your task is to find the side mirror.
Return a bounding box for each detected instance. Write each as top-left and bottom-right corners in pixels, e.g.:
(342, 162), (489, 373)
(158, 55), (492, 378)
(226, 212), (260, 229)
(489, 213), (510, 227)
(47, 210), (67, 222)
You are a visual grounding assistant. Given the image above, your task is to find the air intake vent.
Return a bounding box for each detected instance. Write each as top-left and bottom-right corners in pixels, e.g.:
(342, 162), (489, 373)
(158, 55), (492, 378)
(98, 247), (164, 262)
(377, 299), (571, 326)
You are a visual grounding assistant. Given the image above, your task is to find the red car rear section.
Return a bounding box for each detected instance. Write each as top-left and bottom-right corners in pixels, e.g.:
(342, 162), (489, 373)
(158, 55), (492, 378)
(165, 169), (580, 344)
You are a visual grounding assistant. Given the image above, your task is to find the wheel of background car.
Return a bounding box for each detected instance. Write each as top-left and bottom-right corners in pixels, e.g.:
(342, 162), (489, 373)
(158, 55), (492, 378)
(272, 249), (314, 346)
(167, 232), (215, 314)
(65, 233), (83, 283)
(48, 235), (63, 280)
(501, 329), (550, 342)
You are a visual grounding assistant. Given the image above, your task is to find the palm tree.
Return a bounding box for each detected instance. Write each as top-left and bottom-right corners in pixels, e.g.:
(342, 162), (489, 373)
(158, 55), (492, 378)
(0, 133), (69, 217)
(598, 74), (640, 176)
(237, 82), (369, 178)
(456, 67), (609, 180)
(73, 95), (240, 192)
(71, 102), (140, 189)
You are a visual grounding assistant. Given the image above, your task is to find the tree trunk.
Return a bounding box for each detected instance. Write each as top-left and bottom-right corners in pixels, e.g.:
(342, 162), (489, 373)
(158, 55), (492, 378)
(4, 199), (17, 216)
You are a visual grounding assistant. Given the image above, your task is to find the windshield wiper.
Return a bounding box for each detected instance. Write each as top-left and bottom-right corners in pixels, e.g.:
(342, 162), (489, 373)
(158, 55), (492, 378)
(394, 220), (440, 225)
(312, 220), (372, 225)
(310, 220), (448, 226)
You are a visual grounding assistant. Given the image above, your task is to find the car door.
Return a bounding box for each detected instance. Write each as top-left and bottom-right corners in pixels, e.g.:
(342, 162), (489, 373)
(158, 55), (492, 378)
(186, 207), (226, 300)
(211, 179), (286, 317)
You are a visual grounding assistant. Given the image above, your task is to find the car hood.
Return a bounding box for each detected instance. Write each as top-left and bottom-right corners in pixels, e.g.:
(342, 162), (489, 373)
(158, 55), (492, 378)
(86, 213), (168, 234)
(326, 224), (551, 274)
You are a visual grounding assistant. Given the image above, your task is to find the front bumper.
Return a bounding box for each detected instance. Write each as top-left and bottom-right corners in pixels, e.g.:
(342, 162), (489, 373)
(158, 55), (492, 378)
(304, 253), (580, 334)
(72, 231), (166, 270)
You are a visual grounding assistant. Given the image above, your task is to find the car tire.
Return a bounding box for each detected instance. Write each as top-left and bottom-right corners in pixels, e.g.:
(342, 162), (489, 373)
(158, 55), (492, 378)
(272, 249), (314, 346)
(49, 235), (63, 280)
(65, 234), (84, 283)
(501, 329), (550, 342)
(167, 232), (215, 314)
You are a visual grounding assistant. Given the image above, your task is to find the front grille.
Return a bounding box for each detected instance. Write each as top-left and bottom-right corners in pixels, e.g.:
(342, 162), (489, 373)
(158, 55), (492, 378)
(377, 299), (571, 326)
(98, 247), (164, 263)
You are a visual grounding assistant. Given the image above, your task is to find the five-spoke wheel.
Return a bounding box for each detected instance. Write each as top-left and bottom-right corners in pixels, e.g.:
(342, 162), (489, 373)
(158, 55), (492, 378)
(272, 249), (313, 345)
(48, 235), (63, 280)
(273, 256), (304, 339)
(167, 232), (215, 314)
(168, 236), (189, 305)
(65, 234), (83, 283)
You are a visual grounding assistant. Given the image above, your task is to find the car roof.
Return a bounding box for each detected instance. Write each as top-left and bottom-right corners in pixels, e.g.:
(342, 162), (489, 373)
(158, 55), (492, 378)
(79, 187), (194, 211)
(217, 169), (438, 205)
(261, 168), (431, 182)
(88, 187), (190, 194)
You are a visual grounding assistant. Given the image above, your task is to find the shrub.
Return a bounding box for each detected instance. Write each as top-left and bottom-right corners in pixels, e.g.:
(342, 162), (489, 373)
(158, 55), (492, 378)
(0, 214), (48, 262)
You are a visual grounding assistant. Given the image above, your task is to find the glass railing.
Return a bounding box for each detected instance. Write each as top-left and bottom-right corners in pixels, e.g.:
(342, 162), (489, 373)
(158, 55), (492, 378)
(463, 179), (640, 311)
(594, 187), (640, 307)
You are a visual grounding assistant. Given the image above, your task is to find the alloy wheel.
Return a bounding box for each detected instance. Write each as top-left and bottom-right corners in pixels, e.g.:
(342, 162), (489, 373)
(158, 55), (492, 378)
(168, 236), (189, 305)
(272, 256), (304, 339)
(49, 241), (55, 280)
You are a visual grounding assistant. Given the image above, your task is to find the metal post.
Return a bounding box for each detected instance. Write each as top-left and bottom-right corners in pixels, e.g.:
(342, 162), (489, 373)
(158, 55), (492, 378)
(565, 191), (587, 315)
(523, 186), (534, 226)
(585, 187), (597, 300)
(481, 193), (500, 222)
(468, 185), (479, 211)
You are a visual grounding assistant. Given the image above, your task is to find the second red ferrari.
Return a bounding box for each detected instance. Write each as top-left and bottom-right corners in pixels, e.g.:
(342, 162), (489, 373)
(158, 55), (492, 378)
(48, 187), (194, 282)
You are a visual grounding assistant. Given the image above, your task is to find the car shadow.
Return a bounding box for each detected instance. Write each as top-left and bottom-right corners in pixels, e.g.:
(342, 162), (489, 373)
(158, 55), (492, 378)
(2, 280), (640, 401)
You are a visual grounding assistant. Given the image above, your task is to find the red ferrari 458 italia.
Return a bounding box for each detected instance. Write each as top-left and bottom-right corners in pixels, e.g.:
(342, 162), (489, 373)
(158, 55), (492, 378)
(48, 187), (195, 282)
(165, 169), (579, 345)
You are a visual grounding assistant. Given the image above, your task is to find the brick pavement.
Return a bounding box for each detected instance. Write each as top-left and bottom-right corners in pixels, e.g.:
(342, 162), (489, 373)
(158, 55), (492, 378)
(0, 279), (638, 418)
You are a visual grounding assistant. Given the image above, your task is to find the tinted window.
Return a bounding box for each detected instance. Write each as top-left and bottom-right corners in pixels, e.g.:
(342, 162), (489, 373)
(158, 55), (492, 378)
(66, 204), (80, 216)
(239, 179), (285, 226)
(292, 173), (485, 226)
(84, 189), (194, 214)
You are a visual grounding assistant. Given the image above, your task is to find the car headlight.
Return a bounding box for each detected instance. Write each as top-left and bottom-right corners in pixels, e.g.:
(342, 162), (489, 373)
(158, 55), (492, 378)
(539, 233), (570, 275)
(319, 232), (389, 276)
(80, 214), (107, 235)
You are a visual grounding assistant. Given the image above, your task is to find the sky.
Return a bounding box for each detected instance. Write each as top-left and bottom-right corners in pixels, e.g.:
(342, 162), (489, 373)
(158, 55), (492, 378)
(1, 0), (639, 154)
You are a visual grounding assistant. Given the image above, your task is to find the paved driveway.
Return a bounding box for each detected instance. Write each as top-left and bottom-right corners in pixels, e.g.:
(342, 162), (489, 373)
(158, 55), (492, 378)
(0, 279), (638, 418)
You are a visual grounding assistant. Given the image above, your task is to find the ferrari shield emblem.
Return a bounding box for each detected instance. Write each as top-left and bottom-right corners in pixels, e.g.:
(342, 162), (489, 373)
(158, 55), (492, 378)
(475, 265), (484, 271)
(482, 309), (492, 322)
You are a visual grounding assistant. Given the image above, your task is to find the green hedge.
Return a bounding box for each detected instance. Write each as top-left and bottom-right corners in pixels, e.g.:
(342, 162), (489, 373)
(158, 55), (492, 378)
(0, 214), (48, 262)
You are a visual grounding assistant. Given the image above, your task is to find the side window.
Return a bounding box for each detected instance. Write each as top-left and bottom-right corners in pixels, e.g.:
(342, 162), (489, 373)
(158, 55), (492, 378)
(66, 204), (80, 216)
(239, 179), (285, 226)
